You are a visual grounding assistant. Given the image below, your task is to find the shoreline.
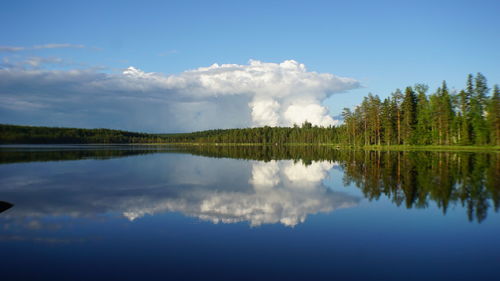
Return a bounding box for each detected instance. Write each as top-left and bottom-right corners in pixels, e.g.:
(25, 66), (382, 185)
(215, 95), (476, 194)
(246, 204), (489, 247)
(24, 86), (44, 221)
(1, 143), (499, 152)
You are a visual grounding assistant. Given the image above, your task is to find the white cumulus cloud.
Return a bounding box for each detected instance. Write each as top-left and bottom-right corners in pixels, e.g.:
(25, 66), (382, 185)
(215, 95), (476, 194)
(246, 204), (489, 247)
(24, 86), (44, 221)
(0, 59), (360, 131)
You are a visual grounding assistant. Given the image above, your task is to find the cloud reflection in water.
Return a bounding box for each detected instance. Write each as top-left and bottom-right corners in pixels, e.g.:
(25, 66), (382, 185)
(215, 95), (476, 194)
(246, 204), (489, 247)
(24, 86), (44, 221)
(0, 157), (359, 227)
(124, 160), (358, 226)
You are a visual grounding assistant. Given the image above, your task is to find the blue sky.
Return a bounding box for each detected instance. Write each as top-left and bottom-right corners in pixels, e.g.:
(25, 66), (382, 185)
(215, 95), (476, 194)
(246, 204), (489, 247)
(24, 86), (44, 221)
(1, 0), (499, 132)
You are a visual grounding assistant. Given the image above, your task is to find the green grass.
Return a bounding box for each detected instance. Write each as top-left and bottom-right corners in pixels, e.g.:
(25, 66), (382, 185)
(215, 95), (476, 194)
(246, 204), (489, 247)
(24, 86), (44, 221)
(129, 142), (500, 151)
(359, 144), (500, 152)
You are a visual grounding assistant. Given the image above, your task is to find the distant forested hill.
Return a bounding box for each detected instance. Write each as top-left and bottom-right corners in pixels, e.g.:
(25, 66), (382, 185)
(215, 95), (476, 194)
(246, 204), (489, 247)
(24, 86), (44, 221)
(0, 124), (159, 144)
(0, 123), (340, 144)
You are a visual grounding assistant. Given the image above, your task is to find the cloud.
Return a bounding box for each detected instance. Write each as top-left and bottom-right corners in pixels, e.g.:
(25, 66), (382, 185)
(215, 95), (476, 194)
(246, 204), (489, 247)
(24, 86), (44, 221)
(0, 46), (25, 52)
(32, 43), (85, 50)
(284, 104), (337, 127)
(249, 161), (281, 189)
(0, 43), (86, 52)
(0, 60), (360, 132)
(9, 56), (65, 68)
(283, 161), (334, 185)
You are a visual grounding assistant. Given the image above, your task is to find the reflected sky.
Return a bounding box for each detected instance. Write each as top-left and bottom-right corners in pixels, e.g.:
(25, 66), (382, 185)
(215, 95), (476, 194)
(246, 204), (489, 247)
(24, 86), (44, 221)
(110, 159), (359, 226)
(0, 154), (358, 228)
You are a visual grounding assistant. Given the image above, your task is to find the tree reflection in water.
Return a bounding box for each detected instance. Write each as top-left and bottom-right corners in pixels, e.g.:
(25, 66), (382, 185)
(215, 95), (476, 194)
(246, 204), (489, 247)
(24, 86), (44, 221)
(340, 150), (499, 223)
(180, 146), (500, 223)
(0, 145), (498, 223)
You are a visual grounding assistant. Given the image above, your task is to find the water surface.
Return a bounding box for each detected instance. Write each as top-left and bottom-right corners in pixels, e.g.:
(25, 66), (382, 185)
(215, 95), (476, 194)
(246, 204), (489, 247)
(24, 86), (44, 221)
(1, 145), (499, 280)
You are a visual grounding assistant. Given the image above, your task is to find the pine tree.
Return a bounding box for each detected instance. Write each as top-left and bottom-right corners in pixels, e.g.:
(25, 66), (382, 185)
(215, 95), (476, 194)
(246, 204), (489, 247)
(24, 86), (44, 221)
(414, 84), (431, 144)
(470, 73), (489, 144)
(458, 89), (471, 144)
(342, 108), (355, 145)
(360, 97), (370, 145)
(381, 98), (395, 145)
(401, 86), (418, 144)
(431, 82), (454, 145)
(366, 94), (382, 145)
(392, 89), (404, 144)
(487, 85), (500, 145)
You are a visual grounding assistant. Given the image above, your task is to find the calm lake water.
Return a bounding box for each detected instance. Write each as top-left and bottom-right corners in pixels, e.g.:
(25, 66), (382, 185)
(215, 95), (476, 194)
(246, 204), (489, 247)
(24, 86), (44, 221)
(1, 145), (499, 281)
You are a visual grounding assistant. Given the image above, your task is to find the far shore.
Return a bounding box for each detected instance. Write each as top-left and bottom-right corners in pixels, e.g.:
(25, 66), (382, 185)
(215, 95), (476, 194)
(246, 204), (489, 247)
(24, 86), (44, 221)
(2, 143), (499, 152)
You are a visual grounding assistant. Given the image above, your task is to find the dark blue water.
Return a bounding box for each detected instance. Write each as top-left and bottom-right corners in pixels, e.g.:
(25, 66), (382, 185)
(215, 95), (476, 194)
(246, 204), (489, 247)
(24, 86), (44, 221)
(0, 146), (499, 280)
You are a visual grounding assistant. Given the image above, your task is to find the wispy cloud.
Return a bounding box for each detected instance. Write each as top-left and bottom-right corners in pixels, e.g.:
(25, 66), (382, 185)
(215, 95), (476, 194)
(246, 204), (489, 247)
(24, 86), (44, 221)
(0, 46), (25, 52)
(23, 56), (64, 67)
(33, 43), (86, 50)
(158, 49), (178, 57)
(1, 56), (87, 69)
(0, 43), (86, 52)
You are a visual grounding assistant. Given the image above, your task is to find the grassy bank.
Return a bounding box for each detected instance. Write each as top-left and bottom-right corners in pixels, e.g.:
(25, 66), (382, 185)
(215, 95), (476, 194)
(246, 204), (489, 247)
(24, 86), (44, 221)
(117, 142), (500, 151)
(360, 144), (500, 151)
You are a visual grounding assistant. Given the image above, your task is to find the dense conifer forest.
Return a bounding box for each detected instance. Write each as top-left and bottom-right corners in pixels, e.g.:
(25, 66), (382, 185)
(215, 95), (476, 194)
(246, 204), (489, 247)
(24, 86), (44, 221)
(341, 73), (500, 146)
(1, 73), (498, 146)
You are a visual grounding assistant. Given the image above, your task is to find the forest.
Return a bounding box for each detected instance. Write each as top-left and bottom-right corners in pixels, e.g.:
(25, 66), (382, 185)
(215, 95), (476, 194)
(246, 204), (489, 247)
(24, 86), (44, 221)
(341, 73), (500, 146)
(186, 146), (500, 223)
(1, 73), (498, 146)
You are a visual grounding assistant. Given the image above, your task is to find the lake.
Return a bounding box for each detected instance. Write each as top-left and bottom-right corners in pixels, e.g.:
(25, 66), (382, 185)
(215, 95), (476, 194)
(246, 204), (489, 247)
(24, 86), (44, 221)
(0, 145), (499, 281)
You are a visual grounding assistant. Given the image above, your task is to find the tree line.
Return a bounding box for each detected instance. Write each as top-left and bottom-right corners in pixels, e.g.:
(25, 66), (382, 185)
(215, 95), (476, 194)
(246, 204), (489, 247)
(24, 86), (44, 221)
(342, 73), (500, 146)
(0, 124), (165, 144)
(0, 123), (343, 144)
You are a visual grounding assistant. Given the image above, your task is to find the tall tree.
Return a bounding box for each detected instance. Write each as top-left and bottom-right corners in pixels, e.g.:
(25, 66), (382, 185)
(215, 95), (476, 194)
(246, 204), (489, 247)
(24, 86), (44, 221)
(487, 85), (500, 145)
(342, 108), (355, 145)
(392, 89), (404, 144)
(431, 82), (454, 145)
(381, 98), (396, 145)
(366, 94), (382, 145)
(360, 97), (370, 145)
(470, 73), (489, 144)
(401, 86), (418, 144)
(414, 84), (432, 144)
(458, 89), (471, 144)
